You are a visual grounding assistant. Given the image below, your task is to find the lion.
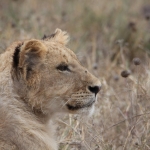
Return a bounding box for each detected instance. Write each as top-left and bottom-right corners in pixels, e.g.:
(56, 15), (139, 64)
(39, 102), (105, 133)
(0, 29), (101, 150)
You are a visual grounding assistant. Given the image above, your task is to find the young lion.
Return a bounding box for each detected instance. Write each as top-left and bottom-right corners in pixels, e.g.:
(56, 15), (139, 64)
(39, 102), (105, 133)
(0, 29), (101, 150)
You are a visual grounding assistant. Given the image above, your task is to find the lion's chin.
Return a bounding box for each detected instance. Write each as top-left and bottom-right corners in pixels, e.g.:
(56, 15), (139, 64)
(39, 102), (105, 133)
(66, 100), (95, 116)
(66, 99), (95, 111)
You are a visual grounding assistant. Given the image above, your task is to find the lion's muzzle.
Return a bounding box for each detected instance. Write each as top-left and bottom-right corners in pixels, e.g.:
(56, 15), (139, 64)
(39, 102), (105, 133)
(66, 92), (98, 111)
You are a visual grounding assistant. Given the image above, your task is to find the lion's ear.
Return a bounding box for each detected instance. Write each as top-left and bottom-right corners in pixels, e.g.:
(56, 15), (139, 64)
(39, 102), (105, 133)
(54, 28), (70, 45)
(19, 40), (47, 72)
(17, 40), (47, 84)
(43, 28), (70, 45)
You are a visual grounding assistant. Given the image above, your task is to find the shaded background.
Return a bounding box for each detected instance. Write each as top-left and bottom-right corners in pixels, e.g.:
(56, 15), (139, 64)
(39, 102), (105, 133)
(1, 0), (150, 149)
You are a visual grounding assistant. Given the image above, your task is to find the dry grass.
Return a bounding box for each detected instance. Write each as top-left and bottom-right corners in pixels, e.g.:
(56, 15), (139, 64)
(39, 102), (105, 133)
(1, 0), (150, 149)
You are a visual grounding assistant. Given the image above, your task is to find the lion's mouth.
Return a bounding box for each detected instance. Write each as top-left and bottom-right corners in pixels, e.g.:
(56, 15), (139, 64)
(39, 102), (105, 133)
(66, 100), (95, 111)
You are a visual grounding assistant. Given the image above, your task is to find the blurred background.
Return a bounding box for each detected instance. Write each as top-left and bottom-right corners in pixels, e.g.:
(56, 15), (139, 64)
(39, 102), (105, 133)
(1, 0), (150, 149)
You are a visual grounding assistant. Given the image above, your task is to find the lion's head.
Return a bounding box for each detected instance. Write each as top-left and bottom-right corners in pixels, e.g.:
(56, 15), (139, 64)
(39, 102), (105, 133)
(12, 29), (101, 117)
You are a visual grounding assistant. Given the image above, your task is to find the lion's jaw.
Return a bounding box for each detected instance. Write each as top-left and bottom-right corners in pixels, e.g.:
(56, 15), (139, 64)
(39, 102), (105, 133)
(42, 91), (98, 116)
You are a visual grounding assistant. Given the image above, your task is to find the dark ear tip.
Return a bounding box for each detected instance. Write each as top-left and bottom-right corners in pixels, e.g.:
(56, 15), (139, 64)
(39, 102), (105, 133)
(13, 42), (24, 69)
(42, 33), (56, 40)
(42, 34), (47, 40)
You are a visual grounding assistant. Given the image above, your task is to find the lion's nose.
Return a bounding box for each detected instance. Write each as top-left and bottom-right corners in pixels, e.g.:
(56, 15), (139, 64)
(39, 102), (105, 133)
(88, 85), (101, 95)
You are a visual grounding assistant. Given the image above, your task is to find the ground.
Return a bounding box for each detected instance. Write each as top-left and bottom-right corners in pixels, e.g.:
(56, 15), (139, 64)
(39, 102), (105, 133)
(0, 0), (150, 149)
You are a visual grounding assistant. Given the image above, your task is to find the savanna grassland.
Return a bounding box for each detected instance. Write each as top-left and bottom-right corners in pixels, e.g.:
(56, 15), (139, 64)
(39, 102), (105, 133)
(1, 0), (150, 149)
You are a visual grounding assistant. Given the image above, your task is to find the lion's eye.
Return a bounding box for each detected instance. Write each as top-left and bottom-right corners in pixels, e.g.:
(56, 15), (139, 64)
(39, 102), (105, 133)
(57, 64), (70, 72)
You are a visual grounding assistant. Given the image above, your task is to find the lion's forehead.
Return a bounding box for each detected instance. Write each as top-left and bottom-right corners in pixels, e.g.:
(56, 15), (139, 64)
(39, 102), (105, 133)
(45, 41), (76, 57)
(46, 47), (79, 66)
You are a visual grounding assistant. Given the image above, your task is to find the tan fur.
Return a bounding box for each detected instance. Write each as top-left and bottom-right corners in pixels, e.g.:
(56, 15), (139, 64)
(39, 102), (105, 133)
(0, 29), (101, 150)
